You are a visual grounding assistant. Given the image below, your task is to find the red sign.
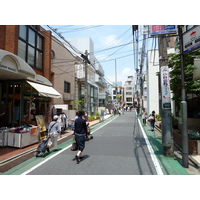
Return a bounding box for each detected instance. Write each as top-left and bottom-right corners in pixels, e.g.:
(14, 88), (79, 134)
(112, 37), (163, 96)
(151, 25), (164, 32)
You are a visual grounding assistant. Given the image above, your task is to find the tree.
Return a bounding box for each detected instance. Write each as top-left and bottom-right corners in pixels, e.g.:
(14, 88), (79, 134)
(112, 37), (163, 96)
(74, 99), (84, 110)
(168, 45), (200, 115)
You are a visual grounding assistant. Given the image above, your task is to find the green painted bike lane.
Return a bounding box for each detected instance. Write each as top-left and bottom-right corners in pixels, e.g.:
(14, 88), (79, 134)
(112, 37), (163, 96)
(140, 118), (189, 175)
(1, 115), (118, 175)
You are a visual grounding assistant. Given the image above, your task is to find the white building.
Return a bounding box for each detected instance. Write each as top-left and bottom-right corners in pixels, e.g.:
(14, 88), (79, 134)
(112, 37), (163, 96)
(124, 76), (135, 105)
(67, 36), (108, 113)
(146, 47), (175, 116)
(146, 49), (160, 115)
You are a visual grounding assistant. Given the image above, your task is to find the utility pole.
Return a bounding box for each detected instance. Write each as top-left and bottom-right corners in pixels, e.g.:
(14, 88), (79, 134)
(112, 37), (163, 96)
(178, 26), (188, 168)
(158, 35), (174, 157)
(81, 50), (90, 118)
(115, 59), (118, 107)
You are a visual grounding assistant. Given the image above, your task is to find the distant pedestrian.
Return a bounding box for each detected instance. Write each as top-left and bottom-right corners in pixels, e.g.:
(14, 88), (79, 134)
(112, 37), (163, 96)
(118, 107), (121, 116)
(73, 110), (88, 164)
(149, 110), (156, 131)
(142, 110), (148, 125)
(48, 115), (60, 151)
(101, 109), (105, 121)
(74, 111), (79, 120)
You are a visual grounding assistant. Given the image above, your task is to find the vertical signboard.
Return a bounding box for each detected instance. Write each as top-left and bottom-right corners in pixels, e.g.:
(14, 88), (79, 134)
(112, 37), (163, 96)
(161, 66), (171, 109)
(150, 25), (177, 35)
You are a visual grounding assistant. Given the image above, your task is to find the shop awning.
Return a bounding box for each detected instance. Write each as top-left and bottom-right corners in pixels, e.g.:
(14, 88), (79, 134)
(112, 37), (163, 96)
(27, 81), (62, 99)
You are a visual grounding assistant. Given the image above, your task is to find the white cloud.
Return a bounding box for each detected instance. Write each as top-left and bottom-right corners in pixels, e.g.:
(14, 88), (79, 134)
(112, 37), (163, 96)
(101, 34), (120, 47)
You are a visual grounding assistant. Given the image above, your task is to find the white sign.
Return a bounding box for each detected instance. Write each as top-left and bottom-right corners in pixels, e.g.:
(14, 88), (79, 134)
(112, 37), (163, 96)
(183, 25), (200, 53)
(161, 66), (171, 109)
(54, 104), (68, 110)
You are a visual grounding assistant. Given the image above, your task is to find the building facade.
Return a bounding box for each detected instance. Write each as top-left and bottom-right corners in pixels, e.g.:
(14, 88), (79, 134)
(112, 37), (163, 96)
(124, 76), (134, 106)
(51, 36), (77, 110)
(0, 25), (61, 128)
(68, 36), (107, 115)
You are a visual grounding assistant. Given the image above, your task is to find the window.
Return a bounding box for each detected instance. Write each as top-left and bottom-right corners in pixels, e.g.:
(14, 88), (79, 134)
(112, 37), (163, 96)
(126, 98), (132, 102)
(64, 81), (70, 93)
(18, 25), (43, 70)
(186, 25), (193, 31)
(126, 87), (132, 90)
(126, 92), (132, 95)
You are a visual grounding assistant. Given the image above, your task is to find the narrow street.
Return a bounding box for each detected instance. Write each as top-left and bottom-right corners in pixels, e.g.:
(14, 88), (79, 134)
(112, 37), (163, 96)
(26, 112), (157, 175)
(6, 111), (158, 175)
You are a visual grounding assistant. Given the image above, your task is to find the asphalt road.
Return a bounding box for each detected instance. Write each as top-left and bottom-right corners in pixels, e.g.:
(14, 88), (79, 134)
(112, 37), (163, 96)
(27, 112), (157, 175)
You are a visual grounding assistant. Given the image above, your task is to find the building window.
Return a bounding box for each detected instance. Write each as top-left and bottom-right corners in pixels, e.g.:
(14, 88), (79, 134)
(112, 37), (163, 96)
(186, 25), (193, 31)
(126, 87), (132, 90)
(64, 81), (70, 93)
(18, 25), (43, 70)
(126, 98), (132, 102)
(126, 92), (132, 95)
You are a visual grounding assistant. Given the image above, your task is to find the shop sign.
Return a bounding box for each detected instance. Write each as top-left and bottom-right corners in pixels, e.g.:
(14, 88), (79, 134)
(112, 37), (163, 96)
(183, 25), (200, 53)
(161, 66), (171, 109)
(0, 63), (17, 72)
(150, 25), (177, 35)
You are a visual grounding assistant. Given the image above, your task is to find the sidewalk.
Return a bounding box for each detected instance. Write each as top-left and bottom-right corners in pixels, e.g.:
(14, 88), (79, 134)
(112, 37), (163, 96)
(154, 120), (200, 168)
(143, 118), (200, 175)
(0, 114), (112, 168)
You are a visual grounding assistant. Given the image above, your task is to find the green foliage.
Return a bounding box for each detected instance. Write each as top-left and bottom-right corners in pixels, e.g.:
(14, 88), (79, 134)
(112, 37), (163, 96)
(168, 47), (200, 103)
(88, 116), (95, 121)
(95, 112), (100, 117)
(156, 114), (161, 120)
(74, 99), (84, 110)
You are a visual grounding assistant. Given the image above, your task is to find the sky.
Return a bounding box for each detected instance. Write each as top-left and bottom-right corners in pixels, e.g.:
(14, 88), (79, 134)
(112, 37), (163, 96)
(47, 25), (137, 86)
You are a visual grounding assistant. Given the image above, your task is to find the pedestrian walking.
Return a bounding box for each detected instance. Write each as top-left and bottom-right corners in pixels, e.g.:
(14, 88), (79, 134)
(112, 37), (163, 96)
(118, 107), (121, 116)
(149, 110), (156, 131)
(73, 110), (88, 164)
(101, 109), (105, 121)
(142, 110), (148, 125)
(48, 115), (61, 151)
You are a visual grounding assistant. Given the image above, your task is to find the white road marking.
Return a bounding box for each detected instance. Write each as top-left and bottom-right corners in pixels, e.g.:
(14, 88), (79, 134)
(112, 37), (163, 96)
(21, 116), (117, 175)
(138, 118), (164, 175)
(21, 145), (72, 175)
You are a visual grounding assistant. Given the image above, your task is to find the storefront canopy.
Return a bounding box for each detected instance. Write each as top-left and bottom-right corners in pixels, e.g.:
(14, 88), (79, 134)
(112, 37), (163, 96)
(27, 81), (62, 99)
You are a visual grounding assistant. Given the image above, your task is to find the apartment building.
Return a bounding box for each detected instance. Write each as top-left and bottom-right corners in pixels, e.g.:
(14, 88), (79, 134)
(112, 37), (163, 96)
(124, 76), (135, 106)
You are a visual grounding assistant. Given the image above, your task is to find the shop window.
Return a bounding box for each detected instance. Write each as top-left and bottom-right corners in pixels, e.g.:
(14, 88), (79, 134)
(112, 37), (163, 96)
(64, 81), (70, 93)
(18, 25), (43, 70)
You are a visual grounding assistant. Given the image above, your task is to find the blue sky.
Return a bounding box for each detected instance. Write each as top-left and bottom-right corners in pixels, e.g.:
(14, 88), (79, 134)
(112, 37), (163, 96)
(47, 25), (137, 85)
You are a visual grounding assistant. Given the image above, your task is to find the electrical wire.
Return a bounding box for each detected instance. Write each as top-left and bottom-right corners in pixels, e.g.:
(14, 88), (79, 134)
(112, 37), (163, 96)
(58, 25), (103, 33)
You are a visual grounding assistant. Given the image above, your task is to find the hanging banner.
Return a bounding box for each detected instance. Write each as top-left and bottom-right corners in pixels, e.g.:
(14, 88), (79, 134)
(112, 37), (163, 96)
(161, 66), (171, 109)
(150, 25), (177, 35)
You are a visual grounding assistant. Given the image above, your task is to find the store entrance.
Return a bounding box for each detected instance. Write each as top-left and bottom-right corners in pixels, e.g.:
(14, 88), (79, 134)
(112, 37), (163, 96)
(0, 82), (21, 127)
